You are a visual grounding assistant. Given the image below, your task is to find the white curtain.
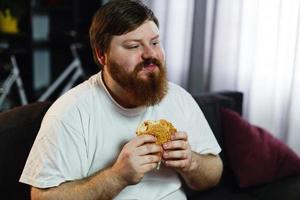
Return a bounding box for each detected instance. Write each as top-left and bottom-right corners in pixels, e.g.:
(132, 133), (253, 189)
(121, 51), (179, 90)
(143, 0), (195, 88)
(205, 0), (300, 155)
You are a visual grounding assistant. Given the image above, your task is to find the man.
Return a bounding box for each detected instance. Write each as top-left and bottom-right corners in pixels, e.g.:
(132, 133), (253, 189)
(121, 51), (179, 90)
(20, 0), (223, 199)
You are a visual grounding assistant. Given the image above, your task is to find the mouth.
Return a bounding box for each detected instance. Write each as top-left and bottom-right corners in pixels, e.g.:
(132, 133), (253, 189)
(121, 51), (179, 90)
(142, 63), (158, 72)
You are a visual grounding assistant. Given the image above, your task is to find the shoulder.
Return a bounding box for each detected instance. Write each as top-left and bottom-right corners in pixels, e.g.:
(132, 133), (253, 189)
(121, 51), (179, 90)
(166, 82), (195, 103)
(46, 73), (104, 120)
(157, 82), (199, 114)
(167, 82), (203, 111)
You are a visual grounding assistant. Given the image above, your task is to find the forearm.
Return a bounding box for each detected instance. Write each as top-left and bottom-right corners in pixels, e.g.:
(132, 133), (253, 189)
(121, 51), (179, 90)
(179, 152), (223, 191)
(31, 167), (127, 200)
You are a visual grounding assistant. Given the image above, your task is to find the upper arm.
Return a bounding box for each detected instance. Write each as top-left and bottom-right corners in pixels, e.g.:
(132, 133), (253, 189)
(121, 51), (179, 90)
(31, 186), (48, 200)
(184, 95), (221, 155)
(20, 116), (88, 188)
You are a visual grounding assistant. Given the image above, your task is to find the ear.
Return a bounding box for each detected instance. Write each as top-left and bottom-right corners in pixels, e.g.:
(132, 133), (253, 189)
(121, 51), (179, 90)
(95, 48), (106, 66)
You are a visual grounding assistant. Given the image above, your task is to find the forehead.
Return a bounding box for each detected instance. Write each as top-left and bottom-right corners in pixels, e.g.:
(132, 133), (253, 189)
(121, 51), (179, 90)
(112, 20), (160, 43)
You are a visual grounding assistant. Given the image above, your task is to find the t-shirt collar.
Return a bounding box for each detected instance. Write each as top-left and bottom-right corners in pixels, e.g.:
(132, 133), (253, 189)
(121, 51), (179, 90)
(98, 71), (147, 117)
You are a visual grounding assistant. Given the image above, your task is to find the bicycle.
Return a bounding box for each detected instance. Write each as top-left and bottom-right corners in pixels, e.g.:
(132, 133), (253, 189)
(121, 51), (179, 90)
(37, 43), (85, 101)
(0, 46), (28, 110)
(0, 42), (85, 110)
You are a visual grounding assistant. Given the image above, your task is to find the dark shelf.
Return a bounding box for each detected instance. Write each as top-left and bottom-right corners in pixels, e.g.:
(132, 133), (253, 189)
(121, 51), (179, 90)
(31, 5), (72, 14)
(31, 40), (50, 49)
(0, 32), (30, 41)
(1, 0), (102, 104)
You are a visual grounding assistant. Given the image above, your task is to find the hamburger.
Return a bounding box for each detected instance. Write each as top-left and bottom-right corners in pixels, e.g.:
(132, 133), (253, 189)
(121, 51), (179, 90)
(136, 119), (177, 169)
(136, 119), (177, 145)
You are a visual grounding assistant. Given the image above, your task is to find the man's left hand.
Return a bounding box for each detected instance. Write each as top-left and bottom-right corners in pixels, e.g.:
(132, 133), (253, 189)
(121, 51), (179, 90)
(162, 131), (192, 172)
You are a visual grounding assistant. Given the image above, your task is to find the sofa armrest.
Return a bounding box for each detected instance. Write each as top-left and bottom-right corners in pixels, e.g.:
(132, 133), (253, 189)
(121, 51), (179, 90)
(0, 102), (52, 200)
(185, 91), (243, 198)
(249, 175), (300, 200)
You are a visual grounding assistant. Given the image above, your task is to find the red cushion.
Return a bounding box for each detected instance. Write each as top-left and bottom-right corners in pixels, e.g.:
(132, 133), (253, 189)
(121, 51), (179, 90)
(220, 108), (300, 187)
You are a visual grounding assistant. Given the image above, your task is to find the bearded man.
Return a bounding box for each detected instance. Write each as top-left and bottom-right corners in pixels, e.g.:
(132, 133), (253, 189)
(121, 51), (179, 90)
(20, 1), (223, 199)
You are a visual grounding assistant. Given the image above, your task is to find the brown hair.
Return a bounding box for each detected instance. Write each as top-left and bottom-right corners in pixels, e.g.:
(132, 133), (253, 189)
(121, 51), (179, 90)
(89, 0), (159, 67)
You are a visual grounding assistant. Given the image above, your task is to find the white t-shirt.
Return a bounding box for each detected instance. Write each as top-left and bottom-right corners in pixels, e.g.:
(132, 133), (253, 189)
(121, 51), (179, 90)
(20, 71), (221, 200)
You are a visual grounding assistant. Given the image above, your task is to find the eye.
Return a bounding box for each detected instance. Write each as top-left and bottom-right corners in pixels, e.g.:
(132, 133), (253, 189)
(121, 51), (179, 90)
(126, 44), (139, 49)
(152, 40), (160, 46)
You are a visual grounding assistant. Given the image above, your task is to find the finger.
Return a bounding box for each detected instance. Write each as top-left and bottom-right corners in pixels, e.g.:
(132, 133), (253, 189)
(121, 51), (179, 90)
(139, 155), (161, 165)
(164, 159), (188, 169)
(163, 140), (188, 150)
(171, 131), (188, 141)
(132, 135), (157, 147)
(163, 150), (188, 160)
(141, 163), (158, 173)
(136, 144), (163, 156)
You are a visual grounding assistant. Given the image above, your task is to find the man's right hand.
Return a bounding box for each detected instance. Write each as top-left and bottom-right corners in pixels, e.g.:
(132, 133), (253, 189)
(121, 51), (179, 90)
(111, 135), (162, 185)
(30, 135), (163, 200)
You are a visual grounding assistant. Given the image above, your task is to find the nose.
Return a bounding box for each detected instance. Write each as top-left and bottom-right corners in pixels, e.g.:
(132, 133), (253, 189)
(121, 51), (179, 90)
(142, 45), (156, 59)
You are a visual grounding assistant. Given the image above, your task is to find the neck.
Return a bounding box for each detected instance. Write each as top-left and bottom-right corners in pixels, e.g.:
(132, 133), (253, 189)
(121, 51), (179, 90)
(102, 70), (139, 108)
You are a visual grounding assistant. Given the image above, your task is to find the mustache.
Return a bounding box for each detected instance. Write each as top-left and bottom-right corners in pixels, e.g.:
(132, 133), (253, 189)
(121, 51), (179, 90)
(135, 58), (163, 71)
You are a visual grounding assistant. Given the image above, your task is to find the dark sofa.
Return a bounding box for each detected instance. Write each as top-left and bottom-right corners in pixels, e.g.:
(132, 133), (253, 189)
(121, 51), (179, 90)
(0, 91), (299, 200)
(188, 92), (300, 200)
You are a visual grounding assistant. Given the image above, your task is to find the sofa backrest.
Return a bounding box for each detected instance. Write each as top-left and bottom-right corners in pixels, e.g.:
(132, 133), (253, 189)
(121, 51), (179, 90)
(0, 102), (52, 200)
(192, 91), (243, 155)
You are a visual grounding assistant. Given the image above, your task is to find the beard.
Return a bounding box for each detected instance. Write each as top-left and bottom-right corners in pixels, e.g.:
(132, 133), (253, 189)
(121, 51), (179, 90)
(106, 57), (168, 107)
